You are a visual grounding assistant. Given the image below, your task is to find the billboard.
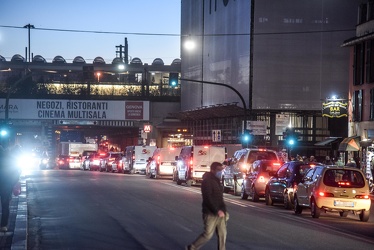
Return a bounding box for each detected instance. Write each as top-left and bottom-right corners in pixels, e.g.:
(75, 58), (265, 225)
(0, 99), (150, 121)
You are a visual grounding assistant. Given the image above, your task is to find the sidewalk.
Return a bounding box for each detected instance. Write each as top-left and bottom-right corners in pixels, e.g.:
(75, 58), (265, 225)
(0, 179), (27, 250)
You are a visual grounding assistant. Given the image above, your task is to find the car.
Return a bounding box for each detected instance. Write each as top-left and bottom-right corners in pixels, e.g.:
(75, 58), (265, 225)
(294, 165), (371, 222)
(55, 155), (71, 169)
(123, 146), (157, 174)
(240, 160), (282, 201)
(265, 161), (321, 209)
(146, 147), (181, 179)
(100, 152), (123, 172)
(222, 148), (280, 196)
(88, 153), (104, 171)
(110, 155), (124, 173)
(80, 150), (97, 170)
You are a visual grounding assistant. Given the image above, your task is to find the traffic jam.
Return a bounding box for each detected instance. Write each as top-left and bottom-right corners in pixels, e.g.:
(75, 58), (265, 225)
(47, 141), (373, 222)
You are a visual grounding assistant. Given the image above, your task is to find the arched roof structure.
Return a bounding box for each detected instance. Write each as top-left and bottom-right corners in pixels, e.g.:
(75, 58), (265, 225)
(52, 55), (66, 63)
(93, 56), (106, 64)
(152, 58), (164, 65)
(73, 56), (86, 64)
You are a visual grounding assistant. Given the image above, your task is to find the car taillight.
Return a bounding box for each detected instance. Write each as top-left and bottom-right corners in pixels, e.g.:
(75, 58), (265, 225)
(338, 181), (351, 186)
(157, 156), (161, 164)
(318, 192), (334, 197)
(355, 195), (370, 199)
(258, 176), (265, 183)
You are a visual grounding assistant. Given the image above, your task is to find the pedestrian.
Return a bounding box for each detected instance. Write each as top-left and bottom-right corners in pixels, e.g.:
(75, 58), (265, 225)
(323, 156), (333, 165)
(309, 155), (316, 163)
(186, 162), (228, 250)
(346, 158), (357, 168)
(0, 144), (21, 232)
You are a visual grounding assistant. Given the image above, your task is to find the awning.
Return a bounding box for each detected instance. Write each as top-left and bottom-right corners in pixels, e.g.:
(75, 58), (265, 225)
(338, 136), (361, 151)
(314, 137), (342, 146)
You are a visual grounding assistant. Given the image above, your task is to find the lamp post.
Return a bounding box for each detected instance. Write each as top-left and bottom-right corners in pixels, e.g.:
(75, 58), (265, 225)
(180, 78), (247, 128)
(23, 24), (35, 62)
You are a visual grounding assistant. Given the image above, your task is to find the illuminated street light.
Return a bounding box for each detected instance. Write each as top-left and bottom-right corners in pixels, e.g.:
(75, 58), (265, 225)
(118, 64), (125, 70)
(97, 72), (101, 82)
(184, 39), (196, 50)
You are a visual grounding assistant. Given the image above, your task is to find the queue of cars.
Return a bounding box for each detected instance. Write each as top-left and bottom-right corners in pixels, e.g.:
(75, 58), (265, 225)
(56, 144), (372, 222)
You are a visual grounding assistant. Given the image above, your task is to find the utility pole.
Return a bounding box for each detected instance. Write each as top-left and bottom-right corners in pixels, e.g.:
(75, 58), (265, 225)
(23, 24), (35, 62)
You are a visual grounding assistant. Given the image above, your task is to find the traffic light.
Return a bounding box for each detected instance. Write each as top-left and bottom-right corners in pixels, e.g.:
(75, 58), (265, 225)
(241, 130), (253, 147)
(169, 73), (179, 87)
(283, 128), (299, 147)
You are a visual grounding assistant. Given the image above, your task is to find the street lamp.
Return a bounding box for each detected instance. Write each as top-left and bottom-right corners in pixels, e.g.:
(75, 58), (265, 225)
(97, 72), (101, 82)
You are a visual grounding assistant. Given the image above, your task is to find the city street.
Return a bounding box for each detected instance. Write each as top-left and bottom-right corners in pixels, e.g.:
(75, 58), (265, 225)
(21, 170), (374, 250)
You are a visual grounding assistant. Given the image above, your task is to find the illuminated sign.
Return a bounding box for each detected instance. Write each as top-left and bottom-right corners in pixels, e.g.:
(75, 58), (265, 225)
(144, 124), (152, 133)
(322, 100), (347, 118)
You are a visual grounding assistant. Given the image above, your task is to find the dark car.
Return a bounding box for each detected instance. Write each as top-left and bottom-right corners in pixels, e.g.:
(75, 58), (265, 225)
(265, 161), (322, 209)
(241, 160), (282, 201)
(55, 155), (70, 169)
(222, 148), (280, 196)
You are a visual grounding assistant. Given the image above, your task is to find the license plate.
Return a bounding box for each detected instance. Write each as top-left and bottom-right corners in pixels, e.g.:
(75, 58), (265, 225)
(334, 200), (354, 207)
(194, 172), (205, 178)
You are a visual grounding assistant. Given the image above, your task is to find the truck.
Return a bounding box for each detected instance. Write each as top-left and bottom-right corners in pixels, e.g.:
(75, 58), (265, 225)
(57, 142), (98, 157)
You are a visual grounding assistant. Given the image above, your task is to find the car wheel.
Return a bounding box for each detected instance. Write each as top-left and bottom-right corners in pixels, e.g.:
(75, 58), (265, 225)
(359, 209), (370, 222)
(339, 211), (349, 217)
(283, 192), (292, 210)
(311, 198), (321, 218)
(265, 188), (273, 206)
(233, 182), (240, 196)
(294, 195), (302, 214)
(251, 186), (259, 202)
(186, 180), (192, 187)
(240, 184), (248, 200)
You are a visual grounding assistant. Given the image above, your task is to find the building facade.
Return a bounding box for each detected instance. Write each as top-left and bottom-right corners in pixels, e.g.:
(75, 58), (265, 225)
(179, 0), (365, 160)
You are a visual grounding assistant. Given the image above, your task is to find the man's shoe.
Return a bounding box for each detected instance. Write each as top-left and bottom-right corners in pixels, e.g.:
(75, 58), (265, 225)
(0, 226), (8, 232)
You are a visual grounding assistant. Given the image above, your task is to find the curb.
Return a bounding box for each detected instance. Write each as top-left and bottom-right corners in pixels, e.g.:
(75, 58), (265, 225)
(11, 178), (27, 250)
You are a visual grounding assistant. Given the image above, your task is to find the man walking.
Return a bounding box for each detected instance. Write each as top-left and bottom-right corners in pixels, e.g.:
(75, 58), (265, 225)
(186, 162), (228, 250)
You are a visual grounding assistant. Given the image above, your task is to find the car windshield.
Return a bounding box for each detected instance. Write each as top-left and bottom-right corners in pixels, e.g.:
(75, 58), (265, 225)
(247, 152), (277, 164)
(323, 169), (365, 188)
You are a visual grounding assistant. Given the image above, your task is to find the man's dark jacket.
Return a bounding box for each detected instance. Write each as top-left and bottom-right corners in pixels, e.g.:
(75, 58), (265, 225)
(201, 172), (226, 215)
(0, 147), (20, 195)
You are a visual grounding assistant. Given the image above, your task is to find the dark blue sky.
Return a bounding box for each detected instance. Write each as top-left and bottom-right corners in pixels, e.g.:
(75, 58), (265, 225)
(0, 0), (181, 65)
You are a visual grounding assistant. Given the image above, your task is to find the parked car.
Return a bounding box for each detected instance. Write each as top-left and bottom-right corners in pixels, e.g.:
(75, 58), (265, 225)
(222, 148), (280, 196)
(146, 147), (181, 179)
(174, 145), (227, 186)
(265, 161), (321, 209)
(241, 160), (282, 201)
(294, 165), (371, 222)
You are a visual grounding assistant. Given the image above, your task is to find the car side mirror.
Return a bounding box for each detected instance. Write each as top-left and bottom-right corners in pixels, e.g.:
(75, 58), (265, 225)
(175, 156), (179, 161)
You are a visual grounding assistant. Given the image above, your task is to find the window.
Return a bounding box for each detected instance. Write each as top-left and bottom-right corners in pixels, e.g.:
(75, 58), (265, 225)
(352, 90), (363, 122)
(370, 88), (374, 120)
(365, 40), (374, 83)
(276, 165), (288, 178)
(359, 3), (368, 24)
(354, 43), (365, 85)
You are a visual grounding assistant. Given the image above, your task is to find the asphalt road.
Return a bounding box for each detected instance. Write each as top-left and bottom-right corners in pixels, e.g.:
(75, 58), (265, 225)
(25, 170), (374, 250)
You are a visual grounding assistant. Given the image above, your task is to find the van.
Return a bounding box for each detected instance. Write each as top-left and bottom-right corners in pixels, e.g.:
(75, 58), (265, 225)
(123, 145), (156, 174)
(174, 145), (227, 186)
(146, 147), (181, 178)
